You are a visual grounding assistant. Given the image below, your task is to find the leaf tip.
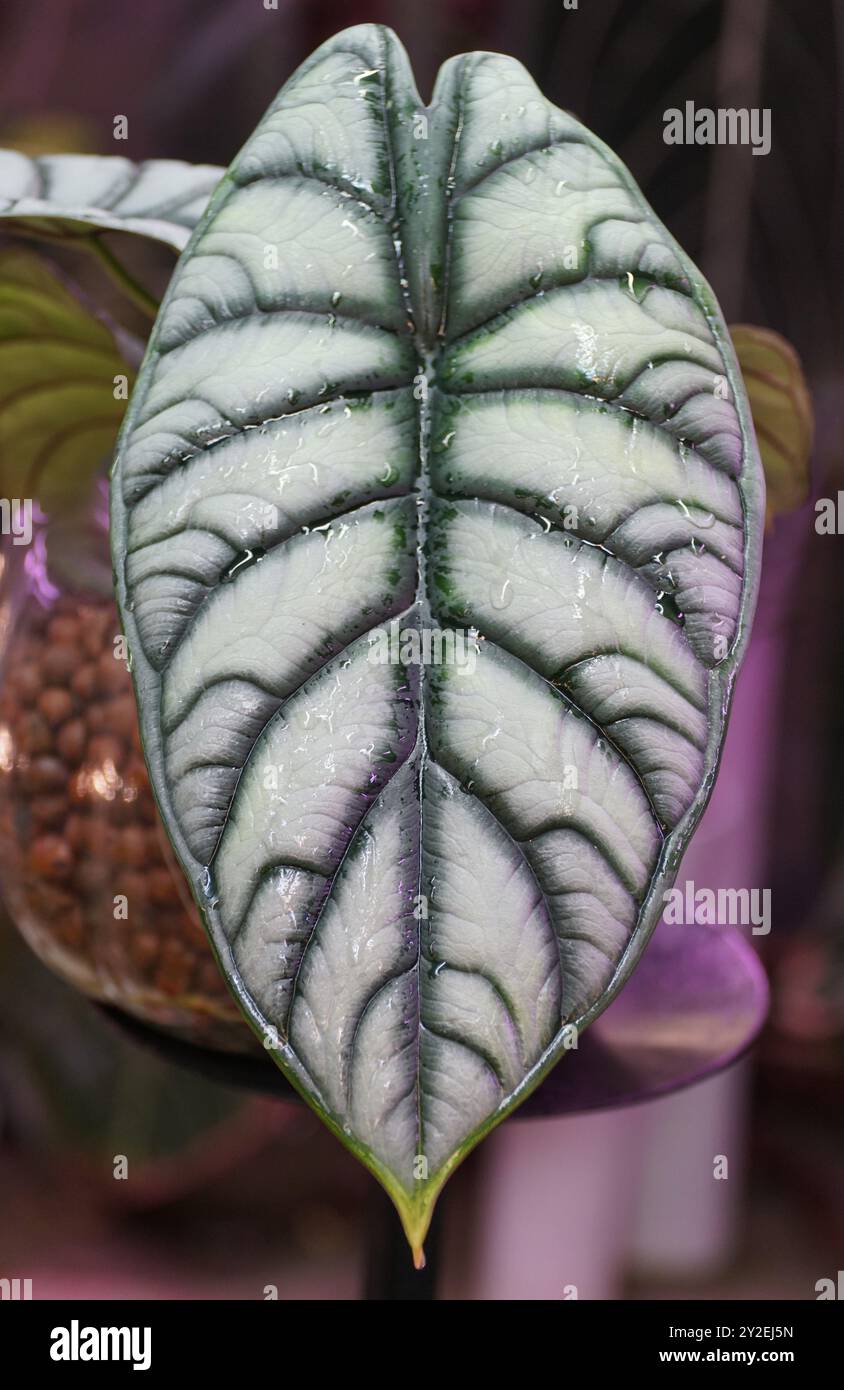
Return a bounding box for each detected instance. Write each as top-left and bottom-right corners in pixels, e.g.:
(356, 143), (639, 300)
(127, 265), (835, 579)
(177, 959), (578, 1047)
(389, 1183), (438, 1267)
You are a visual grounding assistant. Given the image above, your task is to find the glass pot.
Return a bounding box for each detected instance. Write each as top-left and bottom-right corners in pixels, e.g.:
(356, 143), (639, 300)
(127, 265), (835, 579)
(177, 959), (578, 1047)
(0, 483), (255, 1053)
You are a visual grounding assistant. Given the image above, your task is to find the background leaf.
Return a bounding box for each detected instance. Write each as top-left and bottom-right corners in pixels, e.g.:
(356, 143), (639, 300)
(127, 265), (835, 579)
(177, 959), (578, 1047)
(111, 23), (764, 1258)
(0, 247), (131, 512)
(0, 149), (223, 316)
(730, 323), (813, 524)
(0, 149), (223, 252)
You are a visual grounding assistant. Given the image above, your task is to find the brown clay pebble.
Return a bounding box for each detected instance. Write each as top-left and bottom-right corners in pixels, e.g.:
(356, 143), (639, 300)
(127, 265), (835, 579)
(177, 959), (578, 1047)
(19, 713), (53, 755)
(20, 756), (68, 794)
(87, 735), (124, 768)
(47, 616), (80, 645)
(30, 795), (68, 829)
(121, 871), (149, 906)
(43, 644), (80, 685)
(56, 719), (87, 764)
(37, 688), (74, 727)
(149, 867), (181, 907)
(73, 857), (110, 895)
(65, 813), (88, 851)
(68, 768), (91, 803)
(96, 650), (127, 694)
(71, 664), (98, 701)
(108, 795), (133, 827)
(86, 703), (112, 734)
(101, 696), (137, 740)
(28, 834), (74, 881)
(154, 941), (194, 996)
(13, 664), (41, 702)
(116, 826), (147, 869)
(83, 625), (106, 658)
(91, 821), (118, 858)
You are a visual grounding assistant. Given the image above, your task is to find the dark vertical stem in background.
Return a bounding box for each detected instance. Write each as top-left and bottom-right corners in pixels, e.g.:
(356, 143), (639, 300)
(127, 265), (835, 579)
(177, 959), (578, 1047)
(702, 0), (770, 317)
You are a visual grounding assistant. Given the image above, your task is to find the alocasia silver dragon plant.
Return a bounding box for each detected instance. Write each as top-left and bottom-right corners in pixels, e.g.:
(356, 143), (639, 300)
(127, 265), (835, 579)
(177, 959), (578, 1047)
(2, 24), (765, 1261)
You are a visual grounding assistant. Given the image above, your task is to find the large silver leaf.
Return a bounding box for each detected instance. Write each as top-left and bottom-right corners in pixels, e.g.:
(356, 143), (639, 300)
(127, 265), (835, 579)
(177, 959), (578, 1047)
(111, 23), (764, 1257)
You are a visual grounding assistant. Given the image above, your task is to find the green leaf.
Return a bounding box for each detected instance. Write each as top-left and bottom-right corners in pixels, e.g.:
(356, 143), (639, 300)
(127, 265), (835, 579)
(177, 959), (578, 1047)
(730, 323), (813, 523)
(0, 150), (224, 315)
(0, 247), (132, 512)
(111, 23), (764, 1259)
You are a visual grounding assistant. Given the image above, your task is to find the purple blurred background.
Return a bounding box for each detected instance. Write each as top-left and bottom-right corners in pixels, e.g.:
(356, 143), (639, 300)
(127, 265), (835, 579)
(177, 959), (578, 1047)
(1, 0), (843, 1300)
